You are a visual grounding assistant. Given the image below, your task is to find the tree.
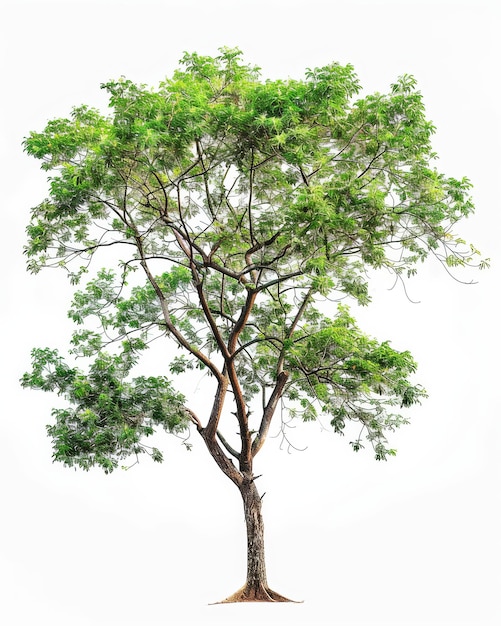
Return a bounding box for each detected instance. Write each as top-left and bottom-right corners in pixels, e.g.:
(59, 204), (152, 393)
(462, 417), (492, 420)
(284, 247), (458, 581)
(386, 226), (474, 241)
(21, 48), (486, 602)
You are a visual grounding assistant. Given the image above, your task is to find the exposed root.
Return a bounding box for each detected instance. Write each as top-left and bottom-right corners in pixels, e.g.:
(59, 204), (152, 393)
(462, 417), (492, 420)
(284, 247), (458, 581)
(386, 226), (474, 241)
(212, 583), (301, 603)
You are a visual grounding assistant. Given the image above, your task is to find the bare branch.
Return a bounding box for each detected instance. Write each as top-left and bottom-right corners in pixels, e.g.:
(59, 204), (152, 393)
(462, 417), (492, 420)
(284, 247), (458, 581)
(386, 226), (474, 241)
(252, 370), (289, 457)
(217, 430), (241, 460)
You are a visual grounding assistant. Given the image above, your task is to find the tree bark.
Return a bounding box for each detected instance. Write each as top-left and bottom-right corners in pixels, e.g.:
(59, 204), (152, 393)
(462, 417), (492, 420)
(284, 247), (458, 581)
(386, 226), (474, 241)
(217, 474), (295, 603)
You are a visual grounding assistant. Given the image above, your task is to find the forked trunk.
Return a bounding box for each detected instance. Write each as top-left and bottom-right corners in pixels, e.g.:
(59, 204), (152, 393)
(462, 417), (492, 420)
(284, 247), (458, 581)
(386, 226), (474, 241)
(218, 476), (295, 603)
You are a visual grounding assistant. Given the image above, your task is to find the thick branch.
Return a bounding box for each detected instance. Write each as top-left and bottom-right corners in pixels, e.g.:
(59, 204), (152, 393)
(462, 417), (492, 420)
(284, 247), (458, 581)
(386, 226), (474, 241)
(204, 376), (230, 440)
(199, 428), (243, 488)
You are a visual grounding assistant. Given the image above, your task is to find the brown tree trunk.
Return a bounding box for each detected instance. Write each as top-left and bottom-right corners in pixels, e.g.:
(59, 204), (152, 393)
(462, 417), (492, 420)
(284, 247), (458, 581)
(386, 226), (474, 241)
(218, 475), (295, 603)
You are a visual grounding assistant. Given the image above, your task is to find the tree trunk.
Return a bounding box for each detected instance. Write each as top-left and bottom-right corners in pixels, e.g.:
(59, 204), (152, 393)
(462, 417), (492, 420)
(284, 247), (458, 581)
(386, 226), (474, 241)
(218, 475), (295, 603)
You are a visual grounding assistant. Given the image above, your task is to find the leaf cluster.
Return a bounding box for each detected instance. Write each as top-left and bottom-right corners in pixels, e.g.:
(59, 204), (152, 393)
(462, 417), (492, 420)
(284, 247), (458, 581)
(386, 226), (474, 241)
(281, 305), (426, 458)
(21, 348), (188, 472)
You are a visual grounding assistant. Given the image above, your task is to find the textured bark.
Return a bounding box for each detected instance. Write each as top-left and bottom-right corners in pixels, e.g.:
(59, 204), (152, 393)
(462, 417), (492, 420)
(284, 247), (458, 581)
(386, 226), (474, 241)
(217, 476), (296, 603)
(199, 428), (242, 488)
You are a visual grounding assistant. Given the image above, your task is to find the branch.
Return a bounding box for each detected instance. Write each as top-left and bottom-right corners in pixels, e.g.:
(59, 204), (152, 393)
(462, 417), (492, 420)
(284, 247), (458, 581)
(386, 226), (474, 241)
(226, 363), (253, 472)
(169, 200), (232, 362)
(299, 165), (310, 186)
(252, 370), (289, 457)
(149, 169), (170, 214)
(196, 139), (216, 219)
(276, 287), (313, 374)
(255, 270), (304, 293)
(247, 147), (257, 248)
(217, 430), (241, 460)
(244, 230), (281, 257)
(224, 288), (259, 470)
(183, 406), (203, 430)
(204, 376), (230, 440)
(232, 335), (283, 359)
(195, 279), (232, 361)
(199, 427), (243, 488)
(227, 288), (257, 355)
(356, 147), (388, 180)
(138, 256), (223, 380)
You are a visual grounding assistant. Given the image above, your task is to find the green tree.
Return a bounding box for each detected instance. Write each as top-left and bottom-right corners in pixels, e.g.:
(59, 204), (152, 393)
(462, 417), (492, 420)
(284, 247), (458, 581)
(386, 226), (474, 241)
(21, 48), (486, 602)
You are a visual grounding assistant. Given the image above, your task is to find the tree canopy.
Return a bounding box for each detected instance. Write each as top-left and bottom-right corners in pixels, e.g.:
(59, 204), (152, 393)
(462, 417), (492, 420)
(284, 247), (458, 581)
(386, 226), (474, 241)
(22, 47), (485, 475)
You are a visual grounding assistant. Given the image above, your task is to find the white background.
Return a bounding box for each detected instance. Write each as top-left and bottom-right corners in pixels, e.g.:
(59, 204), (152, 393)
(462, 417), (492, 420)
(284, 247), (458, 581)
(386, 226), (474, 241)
(1, 1), (499, 624)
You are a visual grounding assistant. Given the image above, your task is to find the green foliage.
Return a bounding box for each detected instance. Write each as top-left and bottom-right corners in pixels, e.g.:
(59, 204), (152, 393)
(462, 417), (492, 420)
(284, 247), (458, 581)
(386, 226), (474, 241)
(21, 348), (188, 472)
(22, 47), (485, 468)
(281, 304), (426, 458)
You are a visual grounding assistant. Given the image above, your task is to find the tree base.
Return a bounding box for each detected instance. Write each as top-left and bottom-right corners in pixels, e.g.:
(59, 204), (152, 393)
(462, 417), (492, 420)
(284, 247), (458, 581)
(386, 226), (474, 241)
(213, 583), (300, 603)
